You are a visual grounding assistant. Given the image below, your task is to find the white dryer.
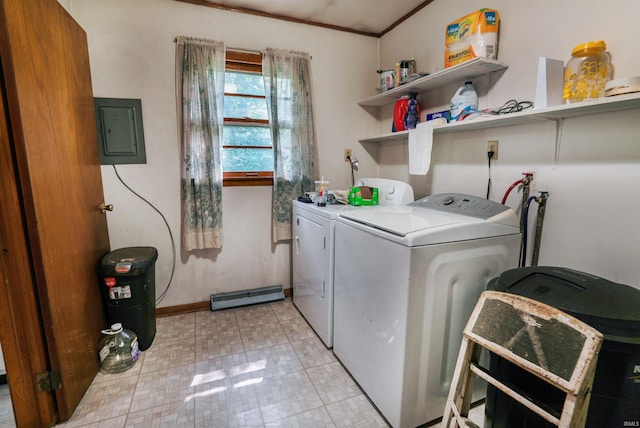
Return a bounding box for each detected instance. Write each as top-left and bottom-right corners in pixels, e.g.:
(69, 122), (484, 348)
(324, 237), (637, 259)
(333, 193), (521, 428)
(292, 179), (413, 347)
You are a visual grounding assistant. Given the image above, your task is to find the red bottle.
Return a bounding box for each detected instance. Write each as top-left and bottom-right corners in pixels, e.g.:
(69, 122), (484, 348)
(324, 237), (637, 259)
(393, 93), (420, 132)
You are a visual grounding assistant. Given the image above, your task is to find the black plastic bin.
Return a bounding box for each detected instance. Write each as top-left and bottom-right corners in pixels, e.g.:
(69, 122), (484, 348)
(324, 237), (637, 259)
(99, 247), (158, 351)
(485, 266), (640, 428)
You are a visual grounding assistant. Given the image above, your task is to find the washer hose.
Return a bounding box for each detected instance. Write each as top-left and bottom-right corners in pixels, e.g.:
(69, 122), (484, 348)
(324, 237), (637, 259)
(502, 179), (523, 205)
(502, 173), (533, 207)
(531, 192), (549, 266)
(520, 195), (537, 267)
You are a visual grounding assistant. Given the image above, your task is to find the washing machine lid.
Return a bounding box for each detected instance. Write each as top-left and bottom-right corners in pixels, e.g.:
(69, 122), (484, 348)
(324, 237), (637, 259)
(337, 193), (520, 246)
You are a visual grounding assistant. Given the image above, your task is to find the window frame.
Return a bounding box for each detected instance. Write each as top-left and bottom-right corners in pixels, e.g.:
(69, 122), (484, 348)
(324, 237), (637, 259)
(223, 50), (273, 187)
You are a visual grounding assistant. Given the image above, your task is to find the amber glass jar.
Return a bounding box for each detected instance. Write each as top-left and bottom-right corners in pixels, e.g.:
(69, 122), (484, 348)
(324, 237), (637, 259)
(563, 40), (611, 103)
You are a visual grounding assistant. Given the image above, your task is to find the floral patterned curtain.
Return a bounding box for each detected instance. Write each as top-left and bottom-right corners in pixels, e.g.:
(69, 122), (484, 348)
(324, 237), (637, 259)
(175, 36), (225, 250)
(263, 48), (317, 242)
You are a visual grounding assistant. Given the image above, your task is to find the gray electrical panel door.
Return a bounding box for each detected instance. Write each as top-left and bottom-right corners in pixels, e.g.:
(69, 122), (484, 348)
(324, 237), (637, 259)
(94, 98), (146, 165)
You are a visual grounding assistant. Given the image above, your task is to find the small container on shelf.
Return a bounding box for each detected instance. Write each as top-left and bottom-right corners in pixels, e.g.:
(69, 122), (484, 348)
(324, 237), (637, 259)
(378, 69), (394, 92)
(394, 62), (402, 88)
(563, 40), (611, 103)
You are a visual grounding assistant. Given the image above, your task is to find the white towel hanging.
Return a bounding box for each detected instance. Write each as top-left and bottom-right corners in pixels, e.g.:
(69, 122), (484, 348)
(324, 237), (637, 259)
(408, 121), (434, 175)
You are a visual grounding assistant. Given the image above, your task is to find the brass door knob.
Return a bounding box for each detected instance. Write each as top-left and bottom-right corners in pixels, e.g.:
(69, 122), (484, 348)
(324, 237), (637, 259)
(99, 203), (114, 214)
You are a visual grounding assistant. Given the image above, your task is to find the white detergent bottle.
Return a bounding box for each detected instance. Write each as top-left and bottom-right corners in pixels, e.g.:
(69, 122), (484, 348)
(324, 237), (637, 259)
(450, 81), (478, 121)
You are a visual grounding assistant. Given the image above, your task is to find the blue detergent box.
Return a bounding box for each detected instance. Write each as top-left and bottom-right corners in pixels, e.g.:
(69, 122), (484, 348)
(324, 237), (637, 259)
(426, 110), (450, 123)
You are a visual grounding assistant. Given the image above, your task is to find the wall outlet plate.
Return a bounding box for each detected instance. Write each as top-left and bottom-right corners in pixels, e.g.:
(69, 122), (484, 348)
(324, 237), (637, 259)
(487, 140), (498, 160)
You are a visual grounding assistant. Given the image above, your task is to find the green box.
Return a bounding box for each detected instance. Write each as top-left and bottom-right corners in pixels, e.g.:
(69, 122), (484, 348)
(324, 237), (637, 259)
(349, 186), (379, 206)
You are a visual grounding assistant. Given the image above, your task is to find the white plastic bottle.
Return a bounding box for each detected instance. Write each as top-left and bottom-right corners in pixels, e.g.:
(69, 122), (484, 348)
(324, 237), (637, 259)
(98, 323), (140, 374)
(450, 81), (478, 121)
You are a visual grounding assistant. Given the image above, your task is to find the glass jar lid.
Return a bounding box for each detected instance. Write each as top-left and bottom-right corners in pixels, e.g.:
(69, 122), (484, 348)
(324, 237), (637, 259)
(571, 40), (607, 56)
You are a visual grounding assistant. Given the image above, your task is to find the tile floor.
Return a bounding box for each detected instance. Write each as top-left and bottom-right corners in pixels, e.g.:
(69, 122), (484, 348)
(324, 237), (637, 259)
(0, 382), (14, 428)
(54, 298), (391, 427)
(1, 298), (484, 427)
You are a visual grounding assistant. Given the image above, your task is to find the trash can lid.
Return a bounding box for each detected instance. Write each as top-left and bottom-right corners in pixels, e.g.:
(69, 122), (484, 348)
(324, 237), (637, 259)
(489, 266), (640, 343)
(100, 247), (158, 276)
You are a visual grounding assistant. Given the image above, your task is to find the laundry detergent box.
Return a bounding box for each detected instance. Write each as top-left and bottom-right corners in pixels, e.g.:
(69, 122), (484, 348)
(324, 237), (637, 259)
(349, 186), (378, 206)
(445, 8), (500, 68)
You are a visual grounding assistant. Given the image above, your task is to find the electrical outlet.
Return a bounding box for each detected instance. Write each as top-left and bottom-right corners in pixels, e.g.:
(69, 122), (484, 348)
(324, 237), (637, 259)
(487, 140), (499, 160)
(344, 148), (352, 162)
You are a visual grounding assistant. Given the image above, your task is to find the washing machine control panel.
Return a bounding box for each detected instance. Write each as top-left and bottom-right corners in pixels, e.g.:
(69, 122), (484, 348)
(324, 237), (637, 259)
(411, 193), (509, 219)
(355, 178), (414, 206)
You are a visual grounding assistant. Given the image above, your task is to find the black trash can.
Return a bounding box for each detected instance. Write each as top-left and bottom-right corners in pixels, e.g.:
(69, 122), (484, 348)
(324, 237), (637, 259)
(485, 266), (640, 428)
(99, 247), (158, 351)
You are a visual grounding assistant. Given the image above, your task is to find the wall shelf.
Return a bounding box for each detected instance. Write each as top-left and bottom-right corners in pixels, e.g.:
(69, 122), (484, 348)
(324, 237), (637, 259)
(358, 57), (508, 108)
(358, 92), (640, 143)
(359, 130), (410, 143)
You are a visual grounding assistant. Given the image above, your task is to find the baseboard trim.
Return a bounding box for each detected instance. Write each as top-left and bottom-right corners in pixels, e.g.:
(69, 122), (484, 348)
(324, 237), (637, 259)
(156, 301), (209, 317)
(155, 287), (292, 318)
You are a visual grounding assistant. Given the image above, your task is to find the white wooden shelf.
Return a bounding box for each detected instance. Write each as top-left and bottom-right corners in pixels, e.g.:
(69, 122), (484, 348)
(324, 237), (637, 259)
(359, 130), (410, 143)
(358, 92), (640, 143)
(358, 57), (508, 108)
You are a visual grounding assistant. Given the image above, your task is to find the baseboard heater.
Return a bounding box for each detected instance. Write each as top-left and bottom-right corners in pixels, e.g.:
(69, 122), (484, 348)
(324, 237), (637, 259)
(210, 285), (284, 311)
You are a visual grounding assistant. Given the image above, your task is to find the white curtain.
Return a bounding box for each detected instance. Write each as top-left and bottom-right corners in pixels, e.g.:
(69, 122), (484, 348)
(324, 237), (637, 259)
(263, 48), (317, 242)
(175, 36), (225, 250)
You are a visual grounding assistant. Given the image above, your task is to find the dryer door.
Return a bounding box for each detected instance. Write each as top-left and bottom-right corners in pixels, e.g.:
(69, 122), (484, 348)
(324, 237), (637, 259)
(293, 214), (327, 299)
(292, 205), (334, 347)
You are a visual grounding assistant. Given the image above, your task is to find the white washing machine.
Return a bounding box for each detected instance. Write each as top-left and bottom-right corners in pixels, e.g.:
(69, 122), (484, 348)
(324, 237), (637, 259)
(292, 178), (413, 347)
(333, 193), (521, 428)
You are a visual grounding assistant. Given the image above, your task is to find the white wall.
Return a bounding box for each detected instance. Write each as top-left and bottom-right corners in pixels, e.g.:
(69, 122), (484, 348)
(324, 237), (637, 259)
(0, 343), (4, 375)
(378, 0), (640, 286)
(57, 0), (71, 13)
(68, 0), (379, 306)
(65, 0), (640, 305)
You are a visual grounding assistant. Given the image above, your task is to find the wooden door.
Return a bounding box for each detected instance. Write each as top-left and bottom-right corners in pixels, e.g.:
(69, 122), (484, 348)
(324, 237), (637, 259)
(0, 63), (57, 427)
(0, 0), (111, 424)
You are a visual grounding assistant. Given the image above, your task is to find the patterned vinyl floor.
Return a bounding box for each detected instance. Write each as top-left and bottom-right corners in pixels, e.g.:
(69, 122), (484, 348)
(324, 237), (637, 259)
(2, 298), (484, 427)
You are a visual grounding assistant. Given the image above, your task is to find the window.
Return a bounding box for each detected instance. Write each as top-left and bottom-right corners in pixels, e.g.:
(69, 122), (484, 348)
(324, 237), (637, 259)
(223, 50), (273, 186)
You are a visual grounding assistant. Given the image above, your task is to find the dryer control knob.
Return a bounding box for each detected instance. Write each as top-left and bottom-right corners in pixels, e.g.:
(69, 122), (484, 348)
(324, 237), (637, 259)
(443, 196), (455, 205)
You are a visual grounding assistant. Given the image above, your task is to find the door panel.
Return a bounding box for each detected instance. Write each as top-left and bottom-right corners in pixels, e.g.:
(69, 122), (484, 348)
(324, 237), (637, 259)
(0, 63), (56, 428)
(0, 0), (110, 422)
(293, 215), (326, 299)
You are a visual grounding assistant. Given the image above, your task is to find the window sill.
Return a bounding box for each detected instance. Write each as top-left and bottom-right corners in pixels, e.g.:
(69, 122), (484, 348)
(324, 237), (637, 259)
(223, 173), (273, 187)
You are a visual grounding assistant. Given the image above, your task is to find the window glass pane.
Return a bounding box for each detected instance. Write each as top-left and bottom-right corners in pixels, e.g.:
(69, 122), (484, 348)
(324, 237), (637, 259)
(225, 72), (264, 96)
(223, 147), (273, 172)
(224, 95), (268, 120)
(223, 66), (272, 175)
(224, 126), (271, 147)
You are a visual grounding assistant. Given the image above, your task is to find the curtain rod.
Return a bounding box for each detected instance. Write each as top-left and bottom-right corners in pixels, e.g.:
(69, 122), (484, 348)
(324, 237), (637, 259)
(173, 37), (257, 52)
(173, 37), (311, 59)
